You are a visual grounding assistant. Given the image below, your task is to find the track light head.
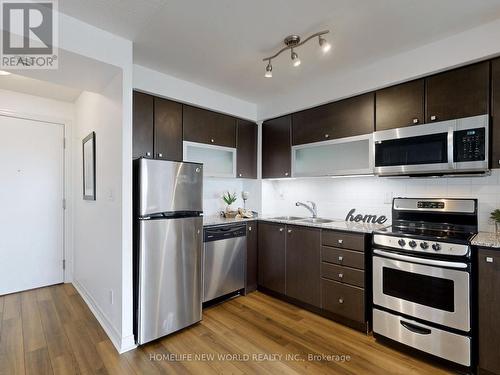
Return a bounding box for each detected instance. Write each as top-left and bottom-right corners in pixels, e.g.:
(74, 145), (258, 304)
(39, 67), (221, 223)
(265, 61), (272, 78)
(319, 36), (331, 53)
(291, 50), (301, 67)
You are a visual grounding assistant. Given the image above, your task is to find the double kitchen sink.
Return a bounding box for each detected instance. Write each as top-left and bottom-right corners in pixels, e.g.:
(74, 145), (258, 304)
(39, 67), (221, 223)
(269, 216), (342, 224)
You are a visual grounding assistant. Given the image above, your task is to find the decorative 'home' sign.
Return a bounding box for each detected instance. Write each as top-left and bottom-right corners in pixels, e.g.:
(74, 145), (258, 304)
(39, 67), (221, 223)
(345, 208), (387, 224)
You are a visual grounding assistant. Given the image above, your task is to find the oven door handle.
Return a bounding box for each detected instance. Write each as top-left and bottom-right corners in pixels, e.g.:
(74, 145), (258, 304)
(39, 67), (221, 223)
(400, 320), (432, 335)
(373, 249), (468, 269)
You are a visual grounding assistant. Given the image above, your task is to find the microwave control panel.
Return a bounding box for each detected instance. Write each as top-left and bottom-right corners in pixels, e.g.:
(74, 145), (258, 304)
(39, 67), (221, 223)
(454, 128), (485, 162)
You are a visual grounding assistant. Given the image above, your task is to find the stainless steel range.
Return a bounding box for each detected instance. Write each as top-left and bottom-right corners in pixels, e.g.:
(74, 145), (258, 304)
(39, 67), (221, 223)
(372, 197), (477, 368)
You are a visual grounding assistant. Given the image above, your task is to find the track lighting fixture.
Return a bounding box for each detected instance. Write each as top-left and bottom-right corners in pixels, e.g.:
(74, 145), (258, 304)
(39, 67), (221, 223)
(262, 30), (330, 77)
(319, 35), (331, 53)
(291, 49), (301, 67)
(265, 60), (272, 78)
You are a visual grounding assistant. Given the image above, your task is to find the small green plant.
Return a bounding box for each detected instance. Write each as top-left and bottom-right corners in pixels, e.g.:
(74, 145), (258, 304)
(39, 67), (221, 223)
(490, 209), (500, 223)
(222, 191), (237, 206)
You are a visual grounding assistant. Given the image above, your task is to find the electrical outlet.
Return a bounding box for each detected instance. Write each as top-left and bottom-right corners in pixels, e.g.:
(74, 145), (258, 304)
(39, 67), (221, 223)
(109, 290), (114, 305)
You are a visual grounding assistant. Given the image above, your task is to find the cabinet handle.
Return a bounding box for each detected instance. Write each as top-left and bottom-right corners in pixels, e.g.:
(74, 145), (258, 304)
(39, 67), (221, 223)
(338, 273), (343, 279)
(338, 256), (343, 262)
(288, 229), (292, 234)
(157, 153), (163, 158)
(486, 257), (494, 263)
(338, 239), (343, 244)
(430, 115), (437, 121)
(210, 138), (215, 143)
(248, 226), (252, 231)
(338, 298), (344, 304)
(279, 228), (284, 232)
(239, 173), (243, 177)
(412, 118), (419, 124)
(324, 134), (330, 139)
(146, 152), (152, 157)
(284, 172), (289, 177)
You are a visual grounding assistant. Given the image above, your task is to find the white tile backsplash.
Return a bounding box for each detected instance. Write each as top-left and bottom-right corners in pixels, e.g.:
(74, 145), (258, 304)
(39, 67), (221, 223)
(262, 170), (500, 232)
(203, 178), (261, 215)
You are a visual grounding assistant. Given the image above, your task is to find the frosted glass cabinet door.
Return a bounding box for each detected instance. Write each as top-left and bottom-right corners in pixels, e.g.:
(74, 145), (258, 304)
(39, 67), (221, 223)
(184, 141), (236, 177)
(292, 135), (373, 177)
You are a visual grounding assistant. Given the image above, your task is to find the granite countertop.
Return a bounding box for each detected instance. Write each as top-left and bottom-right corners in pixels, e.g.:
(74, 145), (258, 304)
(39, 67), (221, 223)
(203, 215), (388, 233)
(471, 232), (500, 249)
(258, 216), (389, 234)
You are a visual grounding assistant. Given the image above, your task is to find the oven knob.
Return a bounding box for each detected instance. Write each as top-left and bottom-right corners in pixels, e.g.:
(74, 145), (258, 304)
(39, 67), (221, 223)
(398, 239), (406, 247)
(432, 243), (441, 251)
(409, 240), (417, 248)
(420, 242), (429, 250)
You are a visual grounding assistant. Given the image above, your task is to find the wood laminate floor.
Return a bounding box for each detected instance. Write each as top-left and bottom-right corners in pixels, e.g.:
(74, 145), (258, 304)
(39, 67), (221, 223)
(0, 284), (453, 375)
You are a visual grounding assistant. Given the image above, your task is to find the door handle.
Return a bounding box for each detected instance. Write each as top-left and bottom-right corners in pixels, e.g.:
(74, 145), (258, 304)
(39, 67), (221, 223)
(400, 320), (431, 335)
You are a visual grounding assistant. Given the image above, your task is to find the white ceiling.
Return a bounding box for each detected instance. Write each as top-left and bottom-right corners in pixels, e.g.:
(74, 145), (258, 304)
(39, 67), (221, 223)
(59, 0), (500, 105)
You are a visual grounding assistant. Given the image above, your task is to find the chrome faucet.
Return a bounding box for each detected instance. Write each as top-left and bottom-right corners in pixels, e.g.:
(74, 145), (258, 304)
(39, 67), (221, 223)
(296, 201), (317, 218)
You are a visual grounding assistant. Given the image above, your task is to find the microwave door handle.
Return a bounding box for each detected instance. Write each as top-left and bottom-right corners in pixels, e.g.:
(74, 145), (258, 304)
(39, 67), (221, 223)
(400, 320), (431, 335)
(373, 249), (468, 269)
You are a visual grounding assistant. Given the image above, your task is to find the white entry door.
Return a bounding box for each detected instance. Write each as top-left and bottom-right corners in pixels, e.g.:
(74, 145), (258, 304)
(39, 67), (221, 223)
(0, 115), (64, 295)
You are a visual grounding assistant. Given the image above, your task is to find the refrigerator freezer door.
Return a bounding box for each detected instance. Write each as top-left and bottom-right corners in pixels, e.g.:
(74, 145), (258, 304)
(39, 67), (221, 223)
(138, 158), (203, 217)
(137, 216), (203, 344)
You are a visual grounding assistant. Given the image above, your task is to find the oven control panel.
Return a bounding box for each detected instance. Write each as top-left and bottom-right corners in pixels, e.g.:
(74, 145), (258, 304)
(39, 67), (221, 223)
(454, 128), (485, 162)
(373, 234), (470, 257)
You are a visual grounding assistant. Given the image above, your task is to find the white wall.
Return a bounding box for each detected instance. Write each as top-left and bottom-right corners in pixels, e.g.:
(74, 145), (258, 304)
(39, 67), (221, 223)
(73, 73), (127, 350)
(56, 12), (135, 353)
(262, 171), (500, 232)
(133, 64), (257, 121)
(258, 18), (500, 120)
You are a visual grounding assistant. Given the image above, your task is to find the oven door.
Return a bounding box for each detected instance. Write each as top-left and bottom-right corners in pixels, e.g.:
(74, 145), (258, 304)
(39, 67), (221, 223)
(373, 249), (470, 332)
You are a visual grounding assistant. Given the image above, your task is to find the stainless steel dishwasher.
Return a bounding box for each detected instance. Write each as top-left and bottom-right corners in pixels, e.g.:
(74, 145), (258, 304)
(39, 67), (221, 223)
(203, 224), (246, 303)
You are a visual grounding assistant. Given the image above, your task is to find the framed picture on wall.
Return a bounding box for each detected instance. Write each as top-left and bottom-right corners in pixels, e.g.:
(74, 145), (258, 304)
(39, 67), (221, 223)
(83, 132), (96, 200)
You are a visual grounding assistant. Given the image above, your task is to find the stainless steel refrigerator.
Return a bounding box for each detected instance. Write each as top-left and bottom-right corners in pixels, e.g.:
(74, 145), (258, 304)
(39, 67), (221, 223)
(134, 158), (203, 345)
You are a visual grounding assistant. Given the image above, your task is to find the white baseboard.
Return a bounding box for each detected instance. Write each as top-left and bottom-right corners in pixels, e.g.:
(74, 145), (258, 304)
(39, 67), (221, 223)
(71, 280), (137, 354)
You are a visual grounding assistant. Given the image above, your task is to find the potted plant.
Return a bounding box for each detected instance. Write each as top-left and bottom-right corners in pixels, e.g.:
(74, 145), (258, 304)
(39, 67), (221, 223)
(491, 209), (500, 234)
(222, 192), (237, 213)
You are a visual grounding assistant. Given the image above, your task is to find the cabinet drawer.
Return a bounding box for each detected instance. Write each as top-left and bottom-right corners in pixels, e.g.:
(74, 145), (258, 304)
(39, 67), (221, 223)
(322, 230), (365, 251)
(321, 279), (365, 323)
(321, 263), (364, 288)
(321, 247), (365, 270)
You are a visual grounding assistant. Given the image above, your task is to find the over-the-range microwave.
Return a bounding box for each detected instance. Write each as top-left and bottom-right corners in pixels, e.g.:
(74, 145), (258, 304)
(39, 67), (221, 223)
(373, 114), (489, 176)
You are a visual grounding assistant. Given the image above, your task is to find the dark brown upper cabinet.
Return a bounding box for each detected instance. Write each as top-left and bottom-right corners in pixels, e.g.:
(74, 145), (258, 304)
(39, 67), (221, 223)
(236, 120), (257, 179)
(183, 105), (236, 147)
(292, 93), (374, 145)
(425, 61), (490, 123)
(491, 58), (500, 169)
(375, 79), (425, 131)
(262, 115), (291, 178)
(154, 97), (183, 161)
(258, 222), (286, 294)
(286, 225), (320, 307)
(133, 91), (154, 159)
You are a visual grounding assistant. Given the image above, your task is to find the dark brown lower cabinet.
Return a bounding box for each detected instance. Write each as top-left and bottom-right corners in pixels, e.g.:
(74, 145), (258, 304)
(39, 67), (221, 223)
(258, 222), (286, 294)
(257, 223), (368, 332)
(321, 279), (365, 324)
(478, 248), (500, 375)
(285, 226), (320, 307)
(320, 230), (368, 330)
(245, 221), (258, 293)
